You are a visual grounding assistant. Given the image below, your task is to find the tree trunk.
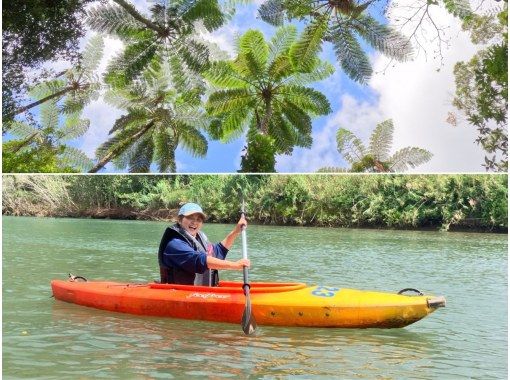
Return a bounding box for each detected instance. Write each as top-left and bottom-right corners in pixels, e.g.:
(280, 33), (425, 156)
(88, 121), (155, 173)
(113, 0), (166, 35)
(10, 132), (40, 153)
(9, 86), (74, 118)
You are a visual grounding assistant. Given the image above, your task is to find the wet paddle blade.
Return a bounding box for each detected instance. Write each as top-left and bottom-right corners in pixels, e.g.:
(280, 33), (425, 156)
(241, 295), (257, 335)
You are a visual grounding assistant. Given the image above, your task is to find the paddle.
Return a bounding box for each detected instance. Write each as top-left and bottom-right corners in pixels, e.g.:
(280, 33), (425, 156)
(240, 200), (257, 335)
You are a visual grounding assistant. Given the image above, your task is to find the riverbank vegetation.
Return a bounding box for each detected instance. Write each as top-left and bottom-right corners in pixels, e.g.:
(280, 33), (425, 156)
(2, 174), (507, 232)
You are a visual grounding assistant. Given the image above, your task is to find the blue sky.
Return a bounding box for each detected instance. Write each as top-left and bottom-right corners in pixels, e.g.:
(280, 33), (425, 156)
(9, 0), (493, 173)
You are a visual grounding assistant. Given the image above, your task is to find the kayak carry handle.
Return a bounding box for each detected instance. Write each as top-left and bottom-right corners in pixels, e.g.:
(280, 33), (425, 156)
(397, 288), (423, 296)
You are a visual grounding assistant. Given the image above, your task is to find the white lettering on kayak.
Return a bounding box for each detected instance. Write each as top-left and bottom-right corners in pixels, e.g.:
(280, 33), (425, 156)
(187, 292), (231, 299)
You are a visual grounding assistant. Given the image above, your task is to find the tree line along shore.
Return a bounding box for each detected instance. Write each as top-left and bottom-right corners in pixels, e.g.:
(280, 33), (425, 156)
(2, 174), (507, 232)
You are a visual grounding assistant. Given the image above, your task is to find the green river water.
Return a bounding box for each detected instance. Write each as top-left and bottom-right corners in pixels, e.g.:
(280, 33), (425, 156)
(2, 216), (508, 379)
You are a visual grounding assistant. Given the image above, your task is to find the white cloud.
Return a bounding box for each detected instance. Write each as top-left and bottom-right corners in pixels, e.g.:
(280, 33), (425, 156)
(279, 1), (488, 173)
(370, 2), (486, 172)
(276, 95), (385, 172)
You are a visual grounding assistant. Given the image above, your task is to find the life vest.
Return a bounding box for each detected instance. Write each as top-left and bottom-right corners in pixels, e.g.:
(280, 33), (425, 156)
(158, 224), (219, 286)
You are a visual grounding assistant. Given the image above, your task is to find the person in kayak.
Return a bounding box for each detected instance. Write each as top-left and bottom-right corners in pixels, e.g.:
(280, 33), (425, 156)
(158, 202), (250, 286)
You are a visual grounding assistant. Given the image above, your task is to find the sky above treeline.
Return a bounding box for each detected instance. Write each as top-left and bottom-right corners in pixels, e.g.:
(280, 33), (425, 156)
(70, 0), (488, 173)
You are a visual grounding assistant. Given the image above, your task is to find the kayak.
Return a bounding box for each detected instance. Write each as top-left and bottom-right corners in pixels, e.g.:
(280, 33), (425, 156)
(51, 278), (445, 328)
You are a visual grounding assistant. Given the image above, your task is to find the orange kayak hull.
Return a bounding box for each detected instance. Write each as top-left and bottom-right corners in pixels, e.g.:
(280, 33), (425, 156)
(51, 279), (445, 328)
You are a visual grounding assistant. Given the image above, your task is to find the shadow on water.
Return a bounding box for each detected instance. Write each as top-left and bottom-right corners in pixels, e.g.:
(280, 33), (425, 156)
(47, 301), (438, 379)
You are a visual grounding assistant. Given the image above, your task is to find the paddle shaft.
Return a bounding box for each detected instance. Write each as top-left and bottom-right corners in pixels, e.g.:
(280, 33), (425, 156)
(241, 212), (249, 285)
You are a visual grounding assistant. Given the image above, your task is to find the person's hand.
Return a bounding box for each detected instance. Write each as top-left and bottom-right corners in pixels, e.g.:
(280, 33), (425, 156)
(235, 215), (248, 234)
(235, 258), (250, 269)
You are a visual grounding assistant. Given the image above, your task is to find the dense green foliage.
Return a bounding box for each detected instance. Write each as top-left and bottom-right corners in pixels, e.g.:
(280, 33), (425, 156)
(453, 5), (508, 171)
(3, 174), (507, 232)
(2, 0), (93, 125)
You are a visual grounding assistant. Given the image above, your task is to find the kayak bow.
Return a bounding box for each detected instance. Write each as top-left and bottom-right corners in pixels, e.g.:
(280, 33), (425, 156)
(51, 279), (445, 328)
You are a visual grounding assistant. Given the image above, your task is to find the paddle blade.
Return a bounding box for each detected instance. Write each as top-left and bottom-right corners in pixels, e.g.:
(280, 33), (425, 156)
(241, 289), (257, 335)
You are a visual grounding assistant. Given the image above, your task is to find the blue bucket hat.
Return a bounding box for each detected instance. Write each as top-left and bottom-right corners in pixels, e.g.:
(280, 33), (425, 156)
(178, 203), (206, 219)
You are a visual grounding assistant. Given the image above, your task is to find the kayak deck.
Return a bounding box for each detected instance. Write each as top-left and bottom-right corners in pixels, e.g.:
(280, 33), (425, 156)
(51, 279), (445, 328)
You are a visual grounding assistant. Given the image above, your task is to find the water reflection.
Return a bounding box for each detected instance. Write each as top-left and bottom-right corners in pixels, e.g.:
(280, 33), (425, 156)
(49, 301), (438, 379)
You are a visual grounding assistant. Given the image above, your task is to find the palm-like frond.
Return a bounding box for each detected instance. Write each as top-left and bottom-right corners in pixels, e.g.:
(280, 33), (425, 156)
(235, 30), (269, 78)
(153, 127), (177, 172)
(258, 0), (285, 26)
(182, 0), (225, 31)
(128, 136), (155, 172)
(8, 121), (40, 140)
(336, 128), (367, 164)
(28, 80), (66, 100)
(86, 3), (146, 39)
(351, 15), (412, 61)
(40, 101), (60, 130)
(327, 26), (372, 84)
(289, 17), (328, 71)
(282, 86), (331, 115)
(177, 124), (208, 157)
(204, 61), (248, 89)
(58, 115), (90, 142)
(387, 147), (432, 172)
(59, 146), (94, 172)
(81, 35), (105, 74)
(268, 25), (297, 65)
(206, 88), (254, 114)
(368, 119), (393, 161)
(284, 61), (335, 86)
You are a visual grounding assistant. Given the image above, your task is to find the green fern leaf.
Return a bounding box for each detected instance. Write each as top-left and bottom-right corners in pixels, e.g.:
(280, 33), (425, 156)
(327, 26), (372, 83)
(177, 125), (208, 157)
(86, 3), (145, 38)
(388, 147), (433, 172)
(268, 25), (297, 66)
(352, 15), (413, 61)
(336, 128), (366, 164)
(442, 0), (473, 20)
(59, 146), (94, 172)
(290, 17), (328, 71)
(206, 89), (254, 114)
(283, 86), (331, 115)
(81, 35), (105, 74)
(259, 0), (285, 26)
(369, 119), (393, 161)
(7, 121), (40, 139)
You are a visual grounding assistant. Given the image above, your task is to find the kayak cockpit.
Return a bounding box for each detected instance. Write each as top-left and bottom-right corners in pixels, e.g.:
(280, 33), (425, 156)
(149, 281), (307, 293)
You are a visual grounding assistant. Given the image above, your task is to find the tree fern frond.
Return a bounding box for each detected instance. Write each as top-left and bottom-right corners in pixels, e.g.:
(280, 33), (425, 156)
(269, 113), (295, 153)
(59, 146), (94, 172)
(177, 125), (208, 157)
(290, 17), (328, 71)
(268, 25), (297, 66)
(212, 108), (249, 141)
(81, 35), (105, 74)
(351, 15), (413, 61)
(40, 101), (60, 129)
(336, 128), (366, 164)
(205, 61), (248, 88)
(182, 0), (225, 31)
(177, 38), (210, 73)
(237, 30), (269, 75)
(328, 26), (372, 83)
(153, 126), (177, 172)
(369, 119), (393, 161)
(59, 116), (90, 142)
(387, 147), (433, 172)
(128, 136), (154, 172)
(268, 55), (293, 81)
(28, 79), (67, 100)
(280, 99), (313, 136)
(283, 86), (331, 115)
(7, 121), (40, 139)
(86, 3), (146, 38)
(206, 88), (254, 114)
(105, 38), (158, 87)
(259, 0), (286, 27)
(284, 61), (335, 86)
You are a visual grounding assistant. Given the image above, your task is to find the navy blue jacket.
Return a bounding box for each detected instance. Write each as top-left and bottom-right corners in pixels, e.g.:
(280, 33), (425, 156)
(159, 225), (228, 285)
